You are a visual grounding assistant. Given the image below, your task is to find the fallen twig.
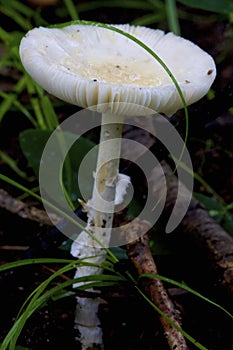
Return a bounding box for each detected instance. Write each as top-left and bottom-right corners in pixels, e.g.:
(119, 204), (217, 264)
(149, 160), (233, 297)
(125, 219), (189, 350)
(0, 188), (61, 226)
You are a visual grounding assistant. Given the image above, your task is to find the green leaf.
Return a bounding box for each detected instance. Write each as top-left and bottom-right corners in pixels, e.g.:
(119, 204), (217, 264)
(19, 129), (97, 204)
(0, 344), (30, 350)
(222, 212), (233, 236)
(177, 0), (233, 14)
(194, 192), (233, 236)
(19, 130), (47, 177)
(109, 247), (128, 260)
(58, 238), (73, 252)
(193, 192), (224, 211)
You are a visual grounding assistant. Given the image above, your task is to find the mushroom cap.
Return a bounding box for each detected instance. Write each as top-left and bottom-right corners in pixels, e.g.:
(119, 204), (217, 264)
(19, 23), (216, 116)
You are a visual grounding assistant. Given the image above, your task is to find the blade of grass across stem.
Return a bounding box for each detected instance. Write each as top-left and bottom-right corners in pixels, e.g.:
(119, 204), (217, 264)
(6, 274), (120, 350)
(6, 260), (93, 349)
(0, 174), (119, 263)
(5, 260), (122, 350)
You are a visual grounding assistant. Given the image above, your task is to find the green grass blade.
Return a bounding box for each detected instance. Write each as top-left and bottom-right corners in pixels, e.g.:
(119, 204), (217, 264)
(0, 27), (11, 42)
(0, 90), (37, 127)
(136, 286), (208, 350)
(64, 0), (79, 20)
(132, 12), (165, 26)
(0, 258), (75, 272)
(0, 94), (16, 121)
(30, 97), (47, 130)
(39, 94), (59, 130)
(0, 77), (26, 115)
(138, 273), (233, 319)
(72, 273), (126, 283)
(0, 5), (32, 31)
(165, 0), (181, 35)
(5, 261), (123, 349)
(0, 259), (77, 350)
(10, 0), (34, 17)
(0, 151), (29, 179)
(0, 174), (118, 263)
(76, 0), (155, 12)
(171, 156), (226, 206)
(6, 261), (83, 349)
(0, 75), (35, 123)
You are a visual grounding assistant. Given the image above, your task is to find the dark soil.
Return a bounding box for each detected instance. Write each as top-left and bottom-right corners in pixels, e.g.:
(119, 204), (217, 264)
(0, 1), (233, 350)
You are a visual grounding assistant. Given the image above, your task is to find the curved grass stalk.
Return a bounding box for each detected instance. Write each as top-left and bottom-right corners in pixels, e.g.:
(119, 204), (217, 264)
(138, 273), (233, 320)
(165, 0), (181, 35)
(3, 264), (125, 350)
(0, 258), (74, 273)
(0, 173), (118, 263)
(172, 157), (227, 206)
(135, 286), (208, 350)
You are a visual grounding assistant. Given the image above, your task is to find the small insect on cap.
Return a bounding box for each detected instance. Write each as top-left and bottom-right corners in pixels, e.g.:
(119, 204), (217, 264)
(19, 23), (216, 116)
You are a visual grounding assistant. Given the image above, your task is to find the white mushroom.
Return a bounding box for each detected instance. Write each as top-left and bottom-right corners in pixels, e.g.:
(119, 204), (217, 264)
(19, 23), (216, 116)
(19, 21), (216, 350)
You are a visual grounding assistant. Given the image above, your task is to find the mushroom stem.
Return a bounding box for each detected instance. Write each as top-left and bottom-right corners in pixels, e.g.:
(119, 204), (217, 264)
(72, 112), (124, 253)
(71, 112), (124, 349)
(91, 112), (124, 243)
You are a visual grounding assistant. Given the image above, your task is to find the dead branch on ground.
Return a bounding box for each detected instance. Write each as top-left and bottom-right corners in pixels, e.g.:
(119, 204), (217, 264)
(149, 160), (233, 297)
(0, 188), (61, 226)
(125, 219), (189, 350)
